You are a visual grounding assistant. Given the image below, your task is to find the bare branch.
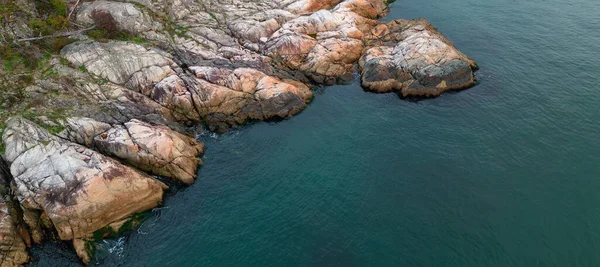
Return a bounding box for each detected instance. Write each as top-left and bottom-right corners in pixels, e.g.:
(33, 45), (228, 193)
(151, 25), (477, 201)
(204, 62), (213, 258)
(14, 25), (96, 43)
(68, 21), (86, 28)
(67, 0), (81, 21)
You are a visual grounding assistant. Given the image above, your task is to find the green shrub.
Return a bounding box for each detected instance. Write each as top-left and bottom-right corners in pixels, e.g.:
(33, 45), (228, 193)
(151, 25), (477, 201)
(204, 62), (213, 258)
(47, 14), (68, 29)
(34, 36), (75, 53)
(30, 15), (67, 36)
(49, 0), (67, 16)
(30, 0), (68, 35)
(2, 53), (23, 72)
(87, 29), (111, 41)
(53, 36), (75, 52)
(19, 74), (34, 84)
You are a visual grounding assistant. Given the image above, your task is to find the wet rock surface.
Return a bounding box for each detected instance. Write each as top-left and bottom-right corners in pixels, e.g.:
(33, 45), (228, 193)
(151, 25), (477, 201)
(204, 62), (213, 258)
(0, 0), (476, 264)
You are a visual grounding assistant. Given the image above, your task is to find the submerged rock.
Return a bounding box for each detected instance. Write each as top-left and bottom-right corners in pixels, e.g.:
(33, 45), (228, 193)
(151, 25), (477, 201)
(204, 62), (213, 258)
(360, 19), (478, 97)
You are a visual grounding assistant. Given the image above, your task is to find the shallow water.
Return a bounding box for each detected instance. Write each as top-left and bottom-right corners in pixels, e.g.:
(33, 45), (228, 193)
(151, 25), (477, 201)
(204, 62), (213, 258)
(30, 0), (600, 266)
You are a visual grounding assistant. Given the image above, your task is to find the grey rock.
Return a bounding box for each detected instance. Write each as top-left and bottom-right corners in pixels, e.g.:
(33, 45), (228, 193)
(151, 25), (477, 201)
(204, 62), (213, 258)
(2, 117), (167, 241)
(360, 19), (478, 96)
(76, 0), (158, 34)
(93, 119), (204, 184)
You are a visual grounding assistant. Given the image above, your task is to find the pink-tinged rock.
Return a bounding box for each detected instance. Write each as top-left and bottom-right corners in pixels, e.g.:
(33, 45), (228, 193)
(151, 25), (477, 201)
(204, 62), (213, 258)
(94, 119), (205, 185)
(2, 117), (167, 241)
(360, 19), (478, 97)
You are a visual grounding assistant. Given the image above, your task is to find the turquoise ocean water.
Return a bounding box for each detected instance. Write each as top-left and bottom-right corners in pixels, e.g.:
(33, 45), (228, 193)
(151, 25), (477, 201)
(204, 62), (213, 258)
(31, 0), (600, 266)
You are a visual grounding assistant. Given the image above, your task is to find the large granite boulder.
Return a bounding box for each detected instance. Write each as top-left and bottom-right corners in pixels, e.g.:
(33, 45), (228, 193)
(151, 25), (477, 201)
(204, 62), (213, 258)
(61, 41), (175, 87)
(265, 0), (388, 84)
(58, 117), (113, 148)
(93, 119), (205, 185)
(2, 117), (167, 241)
(189, 66), (313, 131)
(75, 0), (159, 34)
(360, 19), (478, 97)
(150, 75), (201, 123)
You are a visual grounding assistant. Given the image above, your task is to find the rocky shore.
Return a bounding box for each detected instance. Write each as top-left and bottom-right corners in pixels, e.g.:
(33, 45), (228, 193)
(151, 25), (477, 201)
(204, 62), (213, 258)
(0, 0), (477, 265)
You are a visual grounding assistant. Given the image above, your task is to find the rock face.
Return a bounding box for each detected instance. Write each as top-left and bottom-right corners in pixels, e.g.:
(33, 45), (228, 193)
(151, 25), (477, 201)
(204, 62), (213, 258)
(188, 66), (313, 132)
(0, 0), (478, 264)
(0, 159), (30, 267)
(2, 117), (166, 241)
(61, 41), (175, 87)
(58, 117), (113, 148)
(360, 19), (478, 96)
(94, 119), (204, 185)
(61, 41), (314, 132)
(76, 1), (158, 35)
(72, 239), (91, 265)
(265, 0), (388, 84)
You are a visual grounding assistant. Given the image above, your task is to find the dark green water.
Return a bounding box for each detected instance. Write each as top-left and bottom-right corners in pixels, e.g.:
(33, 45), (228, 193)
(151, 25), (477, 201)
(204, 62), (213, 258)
(31, 0), (600, 266)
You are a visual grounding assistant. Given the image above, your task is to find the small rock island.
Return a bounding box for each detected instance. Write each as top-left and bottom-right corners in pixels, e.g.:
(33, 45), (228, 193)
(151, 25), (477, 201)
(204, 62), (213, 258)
(0, 0), (477, 265)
